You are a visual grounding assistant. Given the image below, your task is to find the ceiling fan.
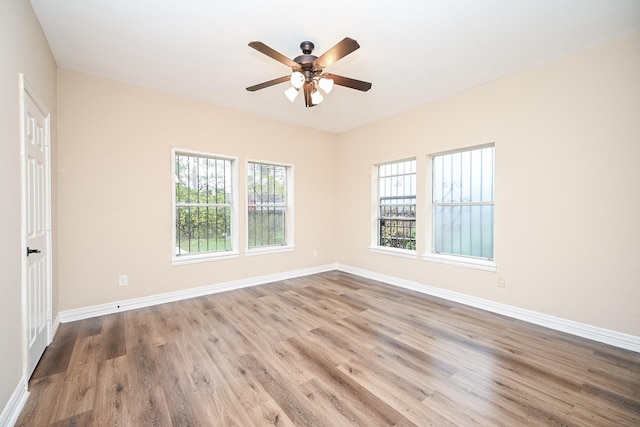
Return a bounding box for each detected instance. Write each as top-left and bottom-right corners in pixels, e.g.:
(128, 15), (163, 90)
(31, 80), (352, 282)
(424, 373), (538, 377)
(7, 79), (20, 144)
(246, 37), (372, 108)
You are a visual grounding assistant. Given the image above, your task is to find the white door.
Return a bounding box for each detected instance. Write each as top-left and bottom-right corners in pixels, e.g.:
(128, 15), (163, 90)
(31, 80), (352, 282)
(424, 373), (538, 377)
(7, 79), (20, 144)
(22, 77), (52, 378)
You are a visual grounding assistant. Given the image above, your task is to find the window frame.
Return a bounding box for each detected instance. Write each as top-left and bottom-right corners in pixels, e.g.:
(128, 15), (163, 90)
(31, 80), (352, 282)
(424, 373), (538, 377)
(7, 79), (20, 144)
(370, 158), (418, 258)
(423, 144), (497, 272)
(245, 159), (295, 255)
(171, 148), (239, 265)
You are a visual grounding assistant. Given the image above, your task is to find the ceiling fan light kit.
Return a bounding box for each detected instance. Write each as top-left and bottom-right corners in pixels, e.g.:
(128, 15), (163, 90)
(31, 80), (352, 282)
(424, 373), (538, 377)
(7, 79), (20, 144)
(284, 86), (299, 102)
(286, 75), (332, 104)
(290, 71), (305, 89)
(246, 37), (372, 108)
(318, 77), (334, 94)
(311, 89), (323, 105)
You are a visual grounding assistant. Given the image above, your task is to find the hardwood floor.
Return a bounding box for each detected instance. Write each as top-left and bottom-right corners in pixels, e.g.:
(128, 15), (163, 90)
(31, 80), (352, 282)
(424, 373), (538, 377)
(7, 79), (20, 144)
(16, 271), (640, 426)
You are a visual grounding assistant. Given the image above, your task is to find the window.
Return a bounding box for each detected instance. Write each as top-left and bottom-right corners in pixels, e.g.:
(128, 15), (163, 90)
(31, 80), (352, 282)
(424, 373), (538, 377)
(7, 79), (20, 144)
(173, 150), (237, 261)
(376, 159), (417, 251)
(431, 144), (494, 262)
(247, 161), (292, 251)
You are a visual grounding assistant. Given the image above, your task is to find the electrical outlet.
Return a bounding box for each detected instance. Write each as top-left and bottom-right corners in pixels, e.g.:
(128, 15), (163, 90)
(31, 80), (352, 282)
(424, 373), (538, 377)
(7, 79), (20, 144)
(497, 276), (507, 290)
(118, 275), (128, 286)
(312, 249), (318, 257)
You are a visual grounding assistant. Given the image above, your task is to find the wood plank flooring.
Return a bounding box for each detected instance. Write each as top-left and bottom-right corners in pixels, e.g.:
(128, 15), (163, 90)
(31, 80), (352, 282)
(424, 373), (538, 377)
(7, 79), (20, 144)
(16, 271), (640, 426)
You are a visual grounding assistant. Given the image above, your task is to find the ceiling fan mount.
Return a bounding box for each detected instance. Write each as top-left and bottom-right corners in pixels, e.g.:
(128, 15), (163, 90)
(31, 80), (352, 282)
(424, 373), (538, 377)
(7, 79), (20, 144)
(246, 37), (372, 108)
(299, 41), (315, 55)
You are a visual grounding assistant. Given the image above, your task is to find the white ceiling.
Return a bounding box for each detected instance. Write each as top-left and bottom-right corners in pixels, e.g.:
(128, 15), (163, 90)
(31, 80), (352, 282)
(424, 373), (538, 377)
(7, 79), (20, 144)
(30, 0), (640, 134)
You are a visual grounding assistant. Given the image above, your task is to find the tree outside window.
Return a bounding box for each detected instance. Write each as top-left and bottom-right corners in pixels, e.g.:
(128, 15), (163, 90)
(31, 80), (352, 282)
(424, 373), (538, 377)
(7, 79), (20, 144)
(247, 162), (290, 249)
(174, 152), (233, 256)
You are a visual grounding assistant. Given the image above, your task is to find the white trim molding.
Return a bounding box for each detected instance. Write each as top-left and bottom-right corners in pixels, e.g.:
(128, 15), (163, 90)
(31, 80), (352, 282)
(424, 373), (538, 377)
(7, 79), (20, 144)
(422, 252), (497, 272)
(52, 313), (61, 340)
(59, 264), (337, 323)
(57, 263), (639, 354)
(0, 376), (29, 427)
(337, 264), (640, 353)
(369, 246), (418, 259)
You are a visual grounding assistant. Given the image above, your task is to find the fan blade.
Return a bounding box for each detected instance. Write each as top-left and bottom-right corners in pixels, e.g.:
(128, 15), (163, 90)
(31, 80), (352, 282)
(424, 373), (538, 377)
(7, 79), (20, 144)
(248, 41), (299, 68)
(303, 82), (314, 108)
(314, 37), (360, 68)
(322, 73), (372, 92)
(246, 76), (290, 92)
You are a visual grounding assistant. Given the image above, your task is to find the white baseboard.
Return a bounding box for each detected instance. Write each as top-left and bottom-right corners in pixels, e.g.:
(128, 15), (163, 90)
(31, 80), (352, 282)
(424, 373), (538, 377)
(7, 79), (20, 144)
(59, 264), (338, 323)
(337, 264), (640, 354)
(51, 313), (60, 342)
(57, 262), (639, 354)
(0, 377), (29, 427)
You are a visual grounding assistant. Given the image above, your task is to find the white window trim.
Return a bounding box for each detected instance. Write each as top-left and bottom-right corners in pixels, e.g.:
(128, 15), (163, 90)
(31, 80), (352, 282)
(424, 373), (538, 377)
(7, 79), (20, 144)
(173, 250), (240, 265)
(245, 245), (295, 257)
(422, 252), (497, 272)
(369, 245), (419, 259)
(423, 143), (496, 272)
(171, 148), (239, 265)
(245, 159), (295, 255)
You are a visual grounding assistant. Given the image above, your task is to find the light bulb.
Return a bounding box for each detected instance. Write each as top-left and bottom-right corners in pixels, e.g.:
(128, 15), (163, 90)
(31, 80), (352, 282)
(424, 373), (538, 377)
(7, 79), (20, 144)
(318, 77), (334, 94)
(290, 71), (304, 89)
(284, 86), (299, 102)
(311, 89), (323, 105)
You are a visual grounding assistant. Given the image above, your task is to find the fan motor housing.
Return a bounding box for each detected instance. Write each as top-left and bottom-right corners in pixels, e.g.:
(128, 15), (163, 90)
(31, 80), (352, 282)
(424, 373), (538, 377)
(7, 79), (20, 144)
(294, 55), (317, 67)
(294, 41), (319, 71)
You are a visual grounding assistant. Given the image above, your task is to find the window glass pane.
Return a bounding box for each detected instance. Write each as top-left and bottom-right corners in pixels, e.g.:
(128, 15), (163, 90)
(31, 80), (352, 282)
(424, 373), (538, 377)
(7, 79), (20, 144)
(408, 173), (416, 197)
(482, 147), (494, 202)
(433, 205), (494, 258)
(481, 205), (494, 258)
(442, 156), (451, 203)
(248, 162), (288, 249)
(470, 149), (482, 202)
(450, 152), (461, 203)
(175, 206), (232, 255)
(174, 152), (233, 257)
(432, 156), (443, 203)
(460, 150), (471, 203)
(378, 159), (416, 250)
(175, 154), (189, 203)
(248, 206), (286, 247)
(432, 146), (494, 260)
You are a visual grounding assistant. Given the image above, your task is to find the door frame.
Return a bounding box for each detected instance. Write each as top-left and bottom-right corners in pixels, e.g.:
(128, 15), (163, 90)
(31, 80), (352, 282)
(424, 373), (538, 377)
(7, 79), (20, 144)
(19, 73), (53, 379)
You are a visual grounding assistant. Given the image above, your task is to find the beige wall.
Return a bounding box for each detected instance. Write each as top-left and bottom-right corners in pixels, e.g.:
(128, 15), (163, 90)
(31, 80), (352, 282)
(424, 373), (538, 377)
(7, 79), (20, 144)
(336, 31), (640, 336)
(57, 70), (337, 311)
(57, 32), (640, 337)
(0, 0), (57, 415)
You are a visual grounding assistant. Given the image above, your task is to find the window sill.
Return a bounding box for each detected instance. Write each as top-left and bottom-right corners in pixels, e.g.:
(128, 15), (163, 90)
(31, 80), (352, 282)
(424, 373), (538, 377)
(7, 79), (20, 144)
(246, 245), (295, 257)
(172, 251), (240, 265)
(422, 253), (497, 272)
(369, 246), (419, 259)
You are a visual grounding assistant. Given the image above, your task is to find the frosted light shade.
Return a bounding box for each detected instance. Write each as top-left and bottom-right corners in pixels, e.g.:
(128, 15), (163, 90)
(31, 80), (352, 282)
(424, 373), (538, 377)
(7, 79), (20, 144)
(311, 90), (323, 105)
(290, 72), (305, 89)
(284, 86), (299, 102)
(318, 77), (334, 94)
